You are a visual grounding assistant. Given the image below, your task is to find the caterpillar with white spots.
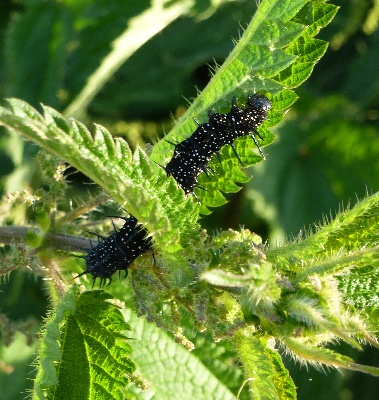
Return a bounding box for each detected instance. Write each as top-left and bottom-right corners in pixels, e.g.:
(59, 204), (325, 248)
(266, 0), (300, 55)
(164, 93), (271, 194)
(76, 215), (151, 286)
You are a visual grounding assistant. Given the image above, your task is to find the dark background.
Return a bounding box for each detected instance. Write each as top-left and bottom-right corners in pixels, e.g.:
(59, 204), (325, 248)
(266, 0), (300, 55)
(0, 0), (378, 399)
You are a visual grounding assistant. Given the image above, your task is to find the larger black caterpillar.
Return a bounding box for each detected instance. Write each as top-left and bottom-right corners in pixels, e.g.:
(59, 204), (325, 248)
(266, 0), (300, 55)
(164, 93), (271, 194)
(76, 215), (151, 286)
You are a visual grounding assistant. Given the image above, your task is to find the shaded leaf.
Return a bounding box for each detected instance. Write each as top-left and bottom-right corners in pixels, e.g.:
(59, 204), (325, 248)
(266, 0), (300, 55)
(33, 288), (135, 400)
(124, 310), (236, 400)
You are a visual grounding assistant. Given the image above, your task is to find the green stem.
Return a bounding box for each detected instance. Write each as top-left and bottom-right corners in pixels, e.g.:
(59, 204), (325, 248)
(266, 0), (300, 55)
(63, 0), (194, 119)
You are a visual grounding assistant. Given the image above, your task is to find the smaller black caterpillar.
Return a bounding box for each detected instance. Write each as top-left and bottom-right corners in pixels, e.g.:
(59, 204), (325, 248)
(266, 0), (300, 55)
(76, 215), (151, 286)
(164, 93), (271, 194)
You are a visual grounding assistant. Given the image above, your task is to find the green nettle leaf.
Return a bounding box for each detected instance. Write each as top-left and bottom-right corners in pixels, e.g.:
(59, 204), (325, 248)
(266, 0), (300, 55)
(197, 193), (379, 395)
(337, 265), (379, 309)
(233, 330), (297, 400)
(0, 98), (201, 283)
(123, 310), (236, 400)
(151, 0), (338, 207)
(267, 191), (379, 272)
(33, 288), (135, 400)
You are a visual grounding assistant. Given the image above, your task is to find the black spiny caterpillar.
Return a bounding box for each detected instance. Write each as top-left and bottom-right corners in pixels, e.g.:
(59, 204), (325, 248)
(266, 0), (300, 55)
(164, 93), (271, 194)
(76, 215), (151, 286)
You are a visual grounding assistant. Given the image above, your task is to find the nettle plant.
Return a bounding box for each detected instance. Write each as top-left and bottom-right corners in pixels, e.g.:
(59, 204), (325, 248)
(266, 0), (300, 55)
(1, 1), (379, 399)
